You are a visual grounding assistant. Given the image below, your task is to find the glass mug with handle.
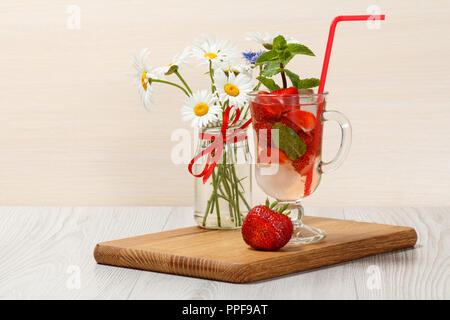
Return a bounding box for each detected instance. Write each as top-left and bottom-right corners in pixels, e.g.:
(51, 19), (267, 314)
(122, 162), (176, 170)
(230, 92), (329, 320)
(248, 91), (351, 244)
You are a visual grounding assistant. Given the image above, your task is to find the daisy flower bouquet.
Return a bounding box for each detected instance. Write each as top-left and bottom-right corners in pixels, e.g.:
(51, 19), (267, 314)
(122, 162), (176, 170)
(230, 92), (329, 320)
(131, 33), (319, 229)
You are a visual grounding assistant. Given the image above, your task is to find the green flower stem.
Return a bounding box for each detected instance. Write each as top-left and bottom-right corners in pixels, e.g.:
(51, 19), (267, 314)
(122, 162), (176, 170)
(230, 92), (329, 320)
(218, 167), (235, 222)
(222, 150), (236, 222)
(231, 164), (251, 211)
(174, 71), (193, 95)
(202, 198), (212, 226)
(211, 169), (221, 227)
(242, 106), (250, 120)
(215, 195), (221, 227)
(203, 173), (218, 227)
(201, 146), (250, 228)
(217, 182), (228, 201)
(209, 192), (215, 213)
(150, 79), (190, 96)
(253, 82), (262, 91)
(229, 163), (242, 224)
(253, 65), (263, 91)
(216, 193), (232, 202)
(208, 60), (224, 108)
(218, 176), (231, 203)
(238, 189), (251, 211)
(208, 60), (216, 93)
(234, 181), (241, 224)
(224, 169), (244, 226)
(228, 165), (240, 224)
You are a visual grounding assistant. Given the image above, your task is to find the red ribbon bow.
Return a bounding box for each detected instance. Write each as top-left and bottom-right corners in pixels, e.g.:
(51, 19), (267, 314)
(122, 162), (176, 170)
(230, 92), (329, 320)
(188, 106), (252, 184)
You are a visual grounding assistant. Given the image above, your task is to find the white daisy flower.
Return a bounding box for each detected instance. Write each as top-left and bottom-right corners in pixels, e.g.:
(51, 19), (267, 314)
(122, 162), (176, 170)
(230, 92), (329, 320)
(155, 47), (191, 75)
(245, 32), (299, 49)
(189, 35), (240, 69)
(181, 90), (221, 128)
(130, 48), (165, 110)
(215, 71), (253, 107)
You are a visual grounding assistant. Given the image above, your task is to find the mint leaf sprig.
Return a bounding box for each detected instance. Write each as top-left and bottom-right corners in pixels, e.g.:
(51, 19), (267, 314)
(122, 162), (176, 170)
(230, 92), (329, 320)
(272, 122), (306, 160)
(255, 35), (320, 90)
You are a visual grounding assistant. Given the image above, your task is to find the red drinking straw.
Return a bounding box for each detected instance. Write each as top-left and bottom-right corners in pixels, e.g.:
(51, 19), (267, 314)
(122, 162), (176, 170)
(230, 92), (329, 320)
(304, 14), (386, 196)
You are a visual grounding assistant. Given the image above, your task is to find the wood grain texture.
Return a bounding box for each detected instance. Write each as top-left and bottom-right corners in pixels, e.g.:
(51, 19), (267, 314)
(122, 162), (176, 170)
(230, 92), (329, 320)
(0, 207), (447, 298)
(94, 216), (417, 283)
(0, 1), (450, 206)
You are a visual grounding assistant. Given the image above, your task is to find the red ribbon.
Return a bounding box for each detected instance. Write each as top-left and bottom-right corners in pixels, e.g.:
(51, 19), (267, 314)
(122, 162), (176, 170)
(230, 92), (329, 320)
(188, 106), (252, 184)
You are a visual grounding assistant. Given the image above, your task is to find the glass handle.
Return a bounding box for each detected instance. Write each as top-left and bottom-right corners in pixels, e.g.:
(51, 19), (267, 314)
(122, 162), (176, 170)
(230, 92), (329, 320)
(320, 110), (352, 173)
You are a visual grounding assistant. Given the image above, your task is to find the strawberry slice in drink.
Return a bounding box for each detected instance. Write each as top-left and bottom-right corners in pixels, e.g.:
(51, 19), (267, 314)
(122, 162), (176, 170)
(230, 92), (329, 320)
(281, 110), (316, 132)
(271, 87), (299, 95)
(272, 87), (300, 113)
(252, 103), (281, 122)
(292, 128), (320, 176)
(298, 129), (314, 146)
(252, 91), (281, 122)
(253, 91), (272, 104)
(252, 88), (301, 122)
(292, 148), (315, 175)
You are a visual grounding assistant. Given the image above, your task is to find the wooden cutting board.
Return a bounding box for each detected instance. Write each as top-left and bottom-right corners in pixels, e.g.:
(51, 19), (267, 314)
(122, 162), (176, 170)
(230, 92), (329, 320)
(94, 216), (417, 283)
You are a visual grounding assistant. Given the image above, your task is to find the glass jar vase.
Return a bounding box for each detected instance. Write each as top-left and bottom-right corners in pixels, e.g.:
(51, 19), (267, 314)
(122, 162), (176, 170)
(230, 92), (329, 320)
(193, 123), (252, 229)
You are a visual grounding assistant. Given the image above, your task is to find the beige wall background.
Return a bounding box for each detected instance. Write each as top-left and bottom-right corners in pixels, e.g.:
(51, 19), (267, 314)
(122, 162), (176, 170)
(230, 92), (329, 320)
(0, 0), (449, 206)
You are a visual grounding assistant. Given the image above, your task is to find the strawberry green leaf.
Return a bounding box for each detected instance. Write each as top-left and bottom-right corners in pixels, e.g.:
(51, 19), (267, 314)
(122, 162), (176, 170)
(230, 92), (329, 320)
(269, 201), (278, 210)
(279, 203), (289, 214)
(272, 122), (306, 160)
(256, 76), (281, 91)
(298, 78), (320, 89)
(287, 43), (315, 56)
(274, 203), (290, 215)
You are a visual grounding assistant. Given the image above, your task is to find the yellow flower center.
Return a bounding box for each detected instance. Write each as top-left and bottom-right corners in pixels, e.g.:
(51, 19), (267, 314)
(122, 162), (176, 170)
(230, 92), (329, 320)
(224, 84), (240, 97)
(194, 103), (209, 117)
(141, 71), (148, 90)
(204, 52), (218, 59)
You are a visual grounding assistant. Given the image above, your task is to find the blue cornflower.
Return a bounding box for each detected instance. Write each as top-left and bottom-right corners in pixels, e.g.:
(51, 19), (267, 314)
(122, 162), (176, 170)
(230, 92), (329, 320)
(242, 50), (265, 65)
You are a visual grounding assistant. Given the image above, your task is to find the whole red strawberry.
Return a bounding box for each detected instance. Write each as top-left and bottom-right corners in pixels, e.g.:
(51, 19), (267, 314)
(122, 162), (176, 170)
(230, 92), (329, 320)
(242, 199), (293, 251)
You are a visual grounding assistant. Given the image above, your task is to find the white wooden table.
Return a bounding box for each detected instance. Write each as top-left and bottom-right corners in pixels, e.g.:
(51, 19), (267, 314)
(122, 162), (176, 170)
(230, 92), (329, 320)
(0, 207), (448, 299)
